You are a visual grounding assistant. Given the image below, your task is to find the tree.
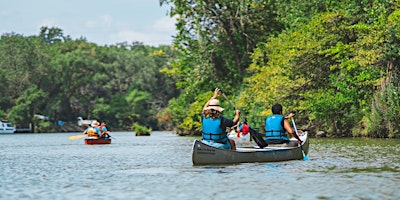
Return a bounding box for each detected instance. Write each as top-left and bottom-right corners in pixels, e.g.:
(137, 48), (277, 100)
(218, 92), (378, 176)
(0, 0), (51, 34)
(0, 27), (178, 131)
(160, 0), (284, 131)
(238, 1), (400, 137)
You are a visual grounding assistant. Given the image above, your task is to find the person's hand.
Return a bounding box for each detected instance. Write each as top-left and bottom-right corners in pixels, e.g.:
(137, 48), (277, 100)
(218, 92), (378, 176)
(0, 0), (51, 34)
(213, 88), (220, 99)
(297, 139), (302, 145)
(287, 113), (295, 119)
(235, 110), (240, 115)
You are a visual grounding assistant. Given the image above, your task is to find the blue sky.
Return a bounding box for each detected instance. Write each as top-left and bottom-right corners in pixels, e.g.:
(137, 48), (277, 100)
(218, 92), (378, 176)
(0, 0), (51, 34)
(0, 0), (176, 46)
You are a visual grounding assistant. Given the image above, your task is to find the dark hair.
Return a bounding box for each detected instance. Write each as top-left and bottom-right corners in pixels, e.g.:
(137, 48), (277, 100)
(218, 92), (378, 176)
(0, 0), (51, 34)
(271, 104), (283, 114)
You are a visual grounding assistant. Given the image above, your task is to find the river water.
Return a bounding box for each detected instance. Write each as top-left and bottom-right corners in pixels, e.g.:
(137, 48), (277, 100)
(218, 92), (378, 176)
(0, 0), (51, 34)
(1, 131), (399, 200)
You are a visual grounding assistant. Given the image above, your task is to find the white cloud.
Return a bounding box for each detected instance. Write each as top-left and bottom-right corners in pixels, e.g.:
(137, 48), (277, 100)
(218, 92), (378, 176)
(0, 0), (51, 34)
(113, 30), (146, 41)
(153, 16), (176, 32)
(105, 15), (176, 46)
(85, 15), (113, 28)
(0, 1), (176, 46)
(111, 29), (173, 46)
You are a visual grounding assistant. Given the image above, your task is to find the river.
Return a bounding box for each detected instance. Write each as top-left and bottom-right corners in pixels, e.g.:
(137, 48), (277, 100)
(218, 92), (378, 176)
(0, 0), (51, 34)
(1, 132), (399, 200)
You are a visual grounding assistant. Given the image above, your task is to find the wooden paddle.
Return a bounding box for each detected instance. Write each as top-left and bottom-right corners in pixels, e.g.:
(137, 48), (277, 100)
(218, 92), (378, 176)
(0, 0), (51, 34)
(68, 135), (86, 140)
(291, 118), (309, 161)
(220, 89), (268, 148)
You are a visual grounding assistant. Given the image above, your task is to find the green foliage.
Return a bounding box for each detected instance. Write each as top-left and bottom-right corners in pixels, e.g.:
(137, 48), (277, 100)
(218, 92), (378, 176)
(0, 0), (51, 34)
(179, 92), (211, 133)
(369, 67), (400, 138)
(2, 1), (400, 138)
(9, 85), (47, 125)
(158, 0), (400, 137)
(125, 88), (151, 125)
(165, 95), (193, 129)
(133, 123), (152, 136)
(0, 27), (178, 132)
(34, 120), (56, 133)
(238, 2), (400, 137)
(156, 107), (174, 130)
(160, 0), (286, 131)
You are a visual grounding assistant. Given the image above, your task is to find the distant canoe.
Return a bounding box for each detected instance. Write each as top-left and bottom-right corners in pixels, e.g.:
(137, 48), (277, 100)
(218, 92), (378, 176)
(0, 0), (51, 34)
(84, 137), (111, 145)
(192, 131), (309, 165)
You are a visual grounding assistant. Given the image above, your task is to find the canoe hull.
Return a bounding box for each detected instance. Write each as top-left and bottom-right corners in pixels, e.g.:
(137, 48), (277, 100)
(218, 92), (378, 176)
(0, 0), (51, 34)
(84, 137), (112, 145)
(192, 132), (309, 165)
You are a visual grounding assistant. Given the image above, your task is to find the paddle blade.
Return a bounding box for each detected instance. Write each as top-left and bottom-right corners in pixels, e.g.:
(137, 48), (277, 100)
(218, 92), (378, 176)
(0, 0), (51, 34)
(302, 151), (309, 160)
(68, 135), (86, 140)
(301, 146), (309, 160)
(249, 128), (268, 148)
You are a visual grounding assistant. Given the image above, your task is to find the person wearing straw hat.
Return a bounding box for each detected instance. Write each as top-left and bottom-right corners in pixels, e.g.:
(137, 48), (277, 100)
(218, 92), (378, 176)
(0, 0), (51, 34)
(83, 121), (101, 138)
(201, 88), (240, 150)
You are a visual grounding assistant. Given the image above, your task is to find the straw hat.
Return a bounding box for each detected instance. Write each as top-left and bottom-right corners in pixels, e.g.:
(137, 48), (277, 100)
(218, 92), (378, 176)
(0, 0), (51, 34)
(91, 121), (99, 127)
(204, 99), (224, 112)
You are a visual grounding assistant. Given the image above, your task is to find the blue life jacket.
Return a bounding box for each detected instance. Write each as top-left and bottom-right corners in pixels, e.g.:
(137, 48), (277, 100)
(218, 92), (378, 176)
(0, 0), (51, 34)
(202, 117), (228, 143)
(94, 127), (101, 133)
(265, 115), (288, 141)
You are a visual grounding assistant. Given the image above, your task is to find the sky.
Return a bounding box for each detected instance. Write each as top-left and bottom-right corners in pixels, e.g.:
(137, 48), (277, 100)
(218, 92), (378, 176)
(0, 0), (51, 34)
(0, 0), (176, 46)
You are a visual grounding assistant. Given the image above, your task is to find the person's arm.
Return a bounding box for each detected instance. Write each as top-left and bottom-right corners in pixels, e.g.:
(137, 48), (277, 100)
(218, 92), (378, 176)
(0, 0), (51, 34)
(203, 88), (220, 110)
(100, 127), (109, 137)
(283, 119), (302, 143)
(232, 110), (240, 124)
(222, 110), (240, 130)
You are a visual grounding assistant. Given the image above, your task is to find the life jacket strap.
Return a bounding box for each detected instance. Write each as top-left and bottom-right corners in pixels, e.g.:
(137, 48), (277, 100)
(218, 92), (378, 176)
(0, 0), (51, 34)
(265, 130), (286, 137)
(202, 132), (228, 143)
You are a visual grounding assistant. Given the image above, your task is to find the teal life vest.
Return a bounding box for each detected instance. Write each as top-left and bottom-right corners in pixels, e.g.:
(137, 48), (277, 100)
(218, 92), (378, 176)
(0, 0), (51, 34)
(265, 115), (288, 140)
(202, 117), (228, 143)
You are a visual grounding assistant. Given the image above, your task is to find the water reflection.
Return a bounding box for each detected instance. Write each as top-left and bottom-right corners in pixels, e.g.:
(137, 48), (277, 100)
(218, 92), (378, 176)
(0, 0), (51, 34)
(0, 132), (399, 199)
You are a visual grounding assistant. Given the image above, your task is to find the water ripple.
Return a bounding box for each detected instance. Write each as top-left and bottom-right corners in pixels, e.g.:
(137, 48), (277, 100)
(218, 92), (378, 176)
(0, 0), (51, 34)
(1, 133), (399, 199)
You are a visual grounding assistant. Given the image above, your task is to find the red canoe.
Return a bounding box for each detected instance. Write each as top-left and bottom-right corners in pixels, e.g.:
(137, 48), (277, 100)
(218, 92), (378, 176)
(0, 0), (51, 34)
(84, 137), (112, 145)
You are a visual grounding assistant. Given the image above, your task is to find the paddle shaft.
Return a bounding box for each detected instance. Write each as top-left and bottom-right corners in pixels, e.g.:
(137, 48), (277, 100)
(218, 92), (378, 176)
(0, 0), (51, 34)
(68, 135), (86, 140)
(292, 118), (299, 136)
(107, 133), (115, 139)
(291, 118), (309, 160)
(220, 90), (236, 110)
(219, 89), (268, 148)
